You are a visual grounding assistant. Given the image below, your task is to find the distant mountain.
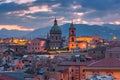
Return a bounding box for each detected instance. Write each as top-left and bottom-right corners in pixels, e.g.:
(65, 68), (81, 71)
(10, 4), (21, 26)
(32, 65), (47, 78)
(25, 27), (51, 39)
(61, 23), (120, 39)
(0, 24), (120, 39)
(0, 28), (30, 38)
(26, 23), (120, 39)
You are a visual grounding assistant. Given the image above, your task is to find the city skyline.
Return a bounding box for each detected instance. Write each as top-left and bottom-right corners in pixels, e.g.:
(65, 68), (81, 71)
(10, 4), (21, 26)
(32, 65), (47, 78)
(0, 0), (120, 31)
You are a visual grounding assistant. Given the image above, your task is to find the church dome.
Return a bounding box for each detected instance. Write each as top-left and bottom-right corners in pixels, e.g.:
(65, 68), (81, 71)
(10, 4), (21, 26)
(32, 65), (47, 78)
(50, 18), (61, 32)
(50, 25), (61, 32)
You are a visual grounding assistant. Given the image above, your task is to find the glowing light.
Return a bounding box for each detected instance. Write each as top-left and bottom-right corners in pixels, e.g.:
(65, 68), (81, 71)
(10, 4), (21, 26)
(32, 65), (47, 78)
(0, 25), (34, 31)
(109, 21), (120, 25)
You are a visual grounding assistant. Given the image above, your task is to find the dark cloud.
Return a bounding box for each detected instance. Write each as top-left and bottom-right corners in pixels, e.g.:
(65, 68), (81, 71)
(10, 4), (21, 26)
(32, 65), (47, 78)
(80, 0), (120, 23)
(0, 0), (120, 30)
(81, 0), (120, 10)
(0, 3), (28, 13)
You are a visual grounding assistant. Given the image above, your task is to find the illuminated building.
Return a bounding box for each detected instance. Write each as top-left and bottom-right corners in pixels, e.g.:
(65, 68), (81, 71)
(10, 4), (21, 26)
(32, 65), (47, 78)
(47, 18), (62, 50)
(68, 21), (76, 50)
(76, 36), (92, 43)
(68, 22), (102, 51)
(27, 38), (46, 53)
(112, 35), (117, 40)
(76, 36), (92, 49)
(0, 38), (30, 45)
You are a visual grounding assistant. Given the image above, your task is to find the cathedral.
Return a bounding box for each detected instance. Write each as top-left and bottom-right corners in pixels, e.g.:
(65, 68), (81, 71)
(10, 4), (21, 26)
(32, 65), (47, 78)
(47, 18), (62, 51)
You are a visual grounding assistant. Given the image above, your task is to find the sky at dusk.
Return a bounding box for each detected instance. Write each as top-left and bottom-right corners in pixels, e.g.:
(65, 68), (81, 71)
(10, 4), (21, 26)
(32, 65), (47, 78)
(0, 0), (120, 31)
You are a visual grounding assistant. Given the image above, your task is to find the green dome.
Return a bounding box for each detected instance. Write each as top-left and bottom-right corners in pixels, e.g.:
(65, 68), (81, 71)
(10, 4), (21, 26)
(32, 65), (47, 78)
(50, 18), (61, 32)
(50, 25), (61, 32)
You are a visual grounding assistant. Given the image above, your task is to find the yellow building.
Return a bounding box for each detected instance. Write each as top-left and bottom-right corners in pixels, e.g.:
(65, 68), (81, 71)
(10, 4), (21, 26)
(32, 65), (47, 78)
(76, 36), (93, 49)
(76, 36), (93, 43)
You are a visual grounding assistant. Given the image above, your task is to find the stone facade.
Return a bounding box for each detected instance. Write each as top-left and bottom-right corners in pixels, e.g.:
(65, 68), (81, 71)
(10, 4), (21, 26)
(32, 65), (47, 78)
(47, 18), (62, 50)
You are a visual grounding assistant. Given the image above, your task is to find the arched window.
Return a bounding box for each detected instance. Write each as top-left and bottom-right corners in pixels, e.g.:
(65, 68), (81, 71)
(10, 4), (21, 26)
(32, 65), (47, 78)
(71, 37), (74, 42)
(71, 77), (74, 80)
(71, 30), (74, 35)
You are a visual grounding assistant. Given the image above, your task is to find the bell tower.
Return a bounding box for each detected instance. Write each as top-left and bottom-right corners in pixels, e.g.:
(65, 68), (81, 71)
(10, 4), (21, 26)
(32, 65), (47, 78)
(68, 21), (76, 51)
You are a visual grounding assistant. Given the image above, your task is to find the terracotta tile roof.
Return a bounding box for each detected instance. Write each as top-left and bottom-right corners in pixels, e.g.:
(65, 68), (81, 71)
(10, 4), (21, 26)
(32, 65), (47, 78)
(59, 61), (92, 66)
(88, 57), (120, 67)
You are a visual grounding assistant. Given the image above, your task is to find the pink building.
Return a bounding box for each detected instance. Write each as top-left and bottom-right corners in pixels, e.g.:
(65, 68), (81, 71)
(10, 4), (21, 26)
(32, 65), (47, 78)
(27, 38), (47, 53)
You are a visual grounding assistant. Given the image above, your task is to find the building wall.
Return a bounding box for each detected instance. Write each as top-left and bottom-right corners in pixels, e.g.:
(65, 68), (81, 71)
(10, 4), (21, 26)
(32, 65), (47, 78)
(78, 42), (87, 49)
(76, 37), (92, 43)
(27, 38), (46, 53)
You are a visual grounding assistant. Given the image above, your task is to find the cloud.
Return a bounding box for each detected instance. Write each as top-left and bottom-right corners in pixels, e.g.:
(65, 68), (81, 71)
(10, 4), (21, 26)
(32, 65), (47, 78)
(109, 21), (120, 25)
(80, 0), (120, 10)
(0, 24), (34, 31)
(0, 0), (120, 30)
(71, 4), (82, 10)
(51, 3), (61, 8)
(73, 12), (84, 17)
(81, 0), (120, 24)
(0, 3), (28, 14)
(7, 5), (53, 16)
(0, 0), (36, 5)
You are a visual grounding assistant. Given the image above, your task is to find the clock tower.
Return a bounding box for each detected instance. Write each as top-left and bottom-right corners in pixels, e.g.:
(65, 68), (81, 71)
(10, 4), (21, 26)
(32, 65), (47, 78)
(68, 21), (76, 50)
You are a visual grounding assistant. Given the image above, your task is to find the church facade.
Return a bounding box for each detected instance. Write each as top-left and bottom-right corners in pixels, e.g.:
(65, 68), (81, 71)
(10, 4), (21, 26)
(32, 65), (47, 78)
(47, 18), (62, 51)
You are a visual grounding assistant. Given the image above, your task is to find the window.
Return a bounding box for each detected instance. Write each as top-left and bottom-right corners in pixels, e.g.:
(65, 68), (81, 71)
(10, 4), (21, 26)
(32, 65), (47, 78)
(107, 72), (113, 76)
(56, 36), (57, 40)
(71, 30), (74, 35)
(15, 48), (18, 52)
(83, 70), (85, 72)
(51, 36), (53, 39)
(71, 37), (74, 42)
(71, 77), (74, 80)
(71, 69), (74, 72)
(72, 44), (73, 46)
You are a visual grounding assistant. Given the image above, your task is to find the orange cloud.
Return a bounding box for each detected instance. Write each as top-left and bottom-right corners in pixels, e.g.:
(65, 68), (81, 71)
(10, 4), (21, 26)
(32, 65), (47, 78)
(109, 21), (120, 25)
(0, 25), (34, 31)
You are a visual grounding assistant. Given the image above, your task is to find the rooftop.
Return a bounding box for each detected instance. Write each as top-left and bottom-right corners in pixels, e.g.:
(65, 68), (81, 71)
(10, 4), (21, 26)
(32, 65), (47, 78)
(88, 57), (120, 68)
